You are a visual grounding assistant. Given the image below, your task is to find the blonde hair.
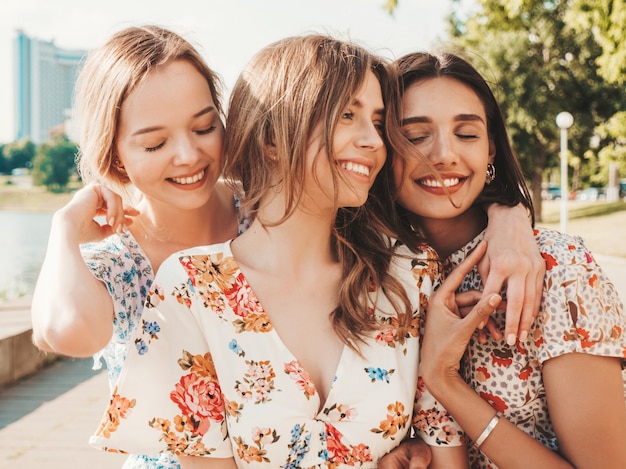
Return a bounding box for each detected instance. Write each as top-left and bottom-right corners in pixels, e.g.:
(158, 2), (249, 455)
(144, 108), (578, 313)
(224, 34), (412, 349)
(74, 25), (223, 191)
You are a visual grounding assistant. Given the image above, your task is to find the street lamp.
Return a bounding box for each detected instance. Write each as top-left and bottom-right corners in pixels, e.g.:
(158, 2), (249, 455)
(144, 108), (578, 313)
(556, 111), (574, 233)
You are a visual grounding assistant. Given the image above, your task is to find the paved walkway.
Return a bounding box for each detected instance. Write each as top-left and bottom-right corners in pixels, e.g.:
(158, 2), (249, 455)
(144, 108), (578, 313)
(0, 358), (127, 468)
(0, 254), (625, 468)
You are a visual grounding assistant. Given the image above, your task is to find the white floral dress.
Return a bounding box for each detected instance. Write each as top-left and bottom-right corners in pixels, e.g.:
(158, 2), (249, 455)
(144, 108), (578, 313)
(414, 227), (626, 468)
(81, 198), (249, 469)
(89, 241), (450, 467)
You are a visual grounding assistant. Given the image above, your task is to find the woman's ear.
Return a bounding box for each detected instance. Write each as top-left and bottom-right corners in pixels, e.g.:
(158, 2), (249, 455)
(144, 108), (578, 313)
(488, 139), (496, 163)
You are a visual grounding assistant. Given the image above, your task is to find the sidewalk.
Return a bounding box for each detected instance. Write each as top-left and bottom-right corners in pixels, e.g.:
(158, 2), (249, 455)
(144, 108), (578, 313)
(0, 357), (127, 468)
(0, 254), (625, 468)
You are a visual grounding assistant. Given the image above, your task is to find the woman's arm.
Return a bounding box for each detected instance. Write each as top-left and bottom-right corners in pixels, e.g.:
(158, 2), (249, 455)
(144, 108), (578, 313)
(544, 353), (626, 468)
(31, 184), (134, 356)
(421, 242), (572, 469)
(483, 203), (545, 344)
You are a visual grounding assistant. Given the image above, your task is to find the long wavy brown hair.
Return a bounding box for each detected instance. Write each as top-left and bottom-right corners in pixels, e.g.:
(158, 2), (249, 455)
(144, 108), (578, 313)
(223, 34), (413, 350)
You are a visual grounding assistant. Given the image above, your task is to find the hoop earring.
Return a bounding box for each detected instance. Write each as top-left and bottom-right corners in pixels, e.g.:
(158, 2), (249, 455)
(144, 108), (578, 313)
(485, 163), (496, 185)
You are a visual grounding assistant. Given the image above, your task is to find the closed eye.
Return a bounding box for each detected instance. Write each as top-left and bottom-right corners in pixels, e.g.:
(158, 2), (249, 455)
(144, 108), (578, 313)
(456, 133), (479, 140)
(145, 141), (165, 152)
(196, 125), (216, 135)
(405, 134), (429, 144)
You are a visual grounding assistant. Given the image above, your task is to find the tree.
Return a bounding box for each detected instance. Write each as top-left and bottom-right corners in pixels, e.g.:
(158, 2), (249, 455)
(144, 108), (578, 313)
(31, 136), (78, 192)
(2, 138), (36, 171)
(568, 0), (626, 183)
(0, 144), (7, 174)
(446, 0), (625, 221)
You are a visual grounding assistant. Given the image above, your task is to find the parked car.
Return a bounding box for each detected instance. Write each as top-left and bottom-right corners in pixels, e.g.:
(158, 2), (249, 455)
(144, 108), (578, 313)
(575, 187), (600, 201)
(541, 184), (561, 200)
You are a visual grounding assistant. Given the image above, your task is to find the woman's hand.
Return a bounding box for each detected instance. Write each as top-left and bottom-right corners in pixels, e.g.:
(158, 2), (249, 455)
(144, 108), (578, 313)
(378, 437), (432, 469)
(58, 183), (138, 243)
(421, 241), (502, 386)
(483, 203), (544, 345)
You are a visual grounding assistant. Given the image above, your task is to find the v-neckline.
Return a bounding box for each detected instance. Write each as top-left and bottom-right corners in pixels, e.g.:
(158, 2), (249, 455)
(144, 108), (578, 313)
(223, 240), (347, 413)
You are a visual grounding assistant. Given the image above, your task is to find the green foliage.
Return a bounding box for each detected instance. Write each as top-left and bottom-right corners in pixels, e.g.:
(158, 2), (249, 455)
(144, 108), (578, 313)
(31, 136), (78, 192)
(446, 0), (625, 220)
(2, 138), (36, 170)
(0, 144), (7, 174)
(567, 0), (626, 85)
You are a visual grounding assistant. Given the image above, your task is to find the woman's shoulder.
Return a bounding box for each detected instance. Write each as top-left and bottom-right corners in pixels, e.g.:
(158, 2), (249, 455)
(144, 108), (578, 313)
(532, 226), (615, 277)
(154, 241), (234, 283)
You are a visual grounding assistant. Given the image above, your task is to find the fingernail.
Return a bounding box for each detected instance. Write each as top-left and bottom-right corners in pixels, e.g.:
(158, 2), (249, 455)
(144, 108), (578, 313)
(507, 333), (516, 346)
(519, 331), (528, 342)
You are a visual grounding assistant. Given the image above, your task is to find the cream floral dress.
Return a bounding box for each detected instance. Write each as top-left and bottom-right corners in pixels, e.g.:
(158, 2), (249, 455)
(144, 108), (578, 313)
(413, 227), (626, 468)
(81, 197), (249, 469)
(89, 241), (451, 467)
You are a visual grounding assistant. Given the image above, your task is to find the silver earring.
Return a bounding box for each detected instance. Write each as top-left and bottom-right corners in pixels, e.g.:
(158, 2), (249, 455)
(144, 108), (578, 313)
(485, 163), (496, 185)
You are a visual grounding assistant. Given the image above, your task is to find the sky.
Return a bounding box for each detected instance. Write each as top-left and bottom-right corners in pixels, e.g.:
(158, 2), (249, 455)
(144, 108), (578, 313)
(0, 0), (460, 143)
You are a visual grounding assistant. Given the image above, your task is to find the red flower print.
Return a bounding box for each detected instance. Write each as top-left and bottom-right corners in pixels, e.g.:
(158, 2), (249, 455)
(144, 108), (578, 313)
(179, 256), (199, 285)
(325, 423), (351, 463)
(284, 360), (316, 398)
(170, 373), (225, 436)
(476, 366), (491, 382)
(376, 328), (397, 346)
(519, 365), (532, 380)
(479, 392), (508, 413)
(541, 252), (558, 270)
(567, 244), (576, 251)
(491, 348), (513, 367)
(227, 272), (264, 317)
(576, 327), (596, 348)
(588, 273), (599, 288)
(585, 252), (594, 263)
(350, 443), (373, 463)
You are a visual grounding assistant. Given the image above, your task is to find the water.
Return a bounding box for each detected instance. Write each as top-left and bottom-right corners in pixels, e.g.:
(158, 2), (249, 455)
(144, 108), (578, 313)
(0, 211), (52, 301)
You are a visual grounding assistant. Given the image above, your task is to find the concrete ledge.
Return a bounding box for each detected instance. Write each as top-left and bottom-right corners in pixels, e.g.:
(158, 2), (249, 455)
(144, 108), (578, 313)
(0, 296), (59, 388)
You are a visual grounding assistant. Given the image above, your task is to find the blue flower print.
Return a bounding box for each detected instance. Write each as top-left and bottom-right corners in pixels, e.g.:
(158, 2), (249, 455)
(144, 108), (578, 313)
(364, 367), (395, 383)
(228, 339), (245, 357)
(135, 338), (148, 355)
(143, 320), (161, 336)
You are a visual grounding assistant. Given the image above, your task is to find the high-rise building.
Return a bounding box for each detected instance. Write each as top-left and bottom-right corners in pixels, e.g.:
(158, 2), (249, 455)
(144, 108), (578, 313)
(13, 30), (86, 143)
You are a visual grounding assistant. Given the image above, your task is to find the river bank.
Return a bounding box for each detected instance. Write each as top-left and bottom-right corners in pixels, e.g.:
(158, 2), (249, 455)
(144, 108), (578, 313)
(0, 177), (74, 213)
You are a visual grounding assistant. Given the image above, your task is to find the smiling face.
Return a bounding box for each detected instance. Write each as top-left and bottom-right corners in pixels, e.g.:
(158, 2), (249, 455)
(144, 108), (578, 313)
(395, 76), (495, 227)
(304, 70), (387, 212)
(115, 59), (224, 210)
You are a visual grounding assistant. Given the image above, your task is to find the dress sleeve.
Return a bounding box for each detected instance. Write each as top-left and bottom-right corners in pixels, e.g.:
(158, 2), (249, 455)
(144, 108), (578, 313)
(535, 228), (626, 364)
(89, 250), (233, 459)
(80, 237), (147, 380)
(393, 244), (466, 447)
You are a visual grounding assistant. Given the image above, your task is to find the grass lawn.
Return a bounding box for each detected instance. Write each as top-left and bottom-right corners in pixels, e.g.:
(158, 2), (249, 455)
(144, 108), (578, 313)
(538, 199), (626, 258)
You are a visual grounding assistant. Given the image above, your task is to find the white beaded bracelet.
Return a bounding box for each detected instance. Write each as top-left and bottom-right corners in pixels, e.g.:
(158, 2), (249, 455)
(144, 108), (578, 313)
(473, 415), (500, 449)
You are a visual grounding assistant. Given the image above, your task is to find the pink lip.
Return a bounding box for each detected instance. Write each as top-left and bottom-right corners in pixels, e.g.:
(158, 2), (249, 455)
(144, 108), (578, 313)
(415, 173), (468, 196)
(167, 166), (209, 190)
